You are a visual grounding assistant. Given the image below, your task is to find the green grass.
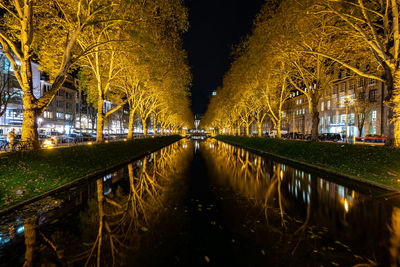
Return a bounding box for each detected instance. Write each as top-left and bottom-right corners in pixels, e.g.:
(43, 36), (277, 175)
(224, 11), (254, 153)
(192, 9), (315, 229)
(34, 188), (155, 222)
(0, 136), (181, 210)
(216, 135), (400, 190)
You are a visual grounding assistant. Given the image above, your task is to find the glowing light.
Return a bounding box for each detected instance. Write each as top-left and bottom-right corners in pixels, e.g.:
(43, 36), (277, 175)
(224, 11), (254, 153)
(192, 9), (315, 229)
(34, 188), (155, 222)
(16, 226), (24, 234)
(344, 199), (349, 213)
(88, 142), (93, 145)
(43, 139), (55, 149)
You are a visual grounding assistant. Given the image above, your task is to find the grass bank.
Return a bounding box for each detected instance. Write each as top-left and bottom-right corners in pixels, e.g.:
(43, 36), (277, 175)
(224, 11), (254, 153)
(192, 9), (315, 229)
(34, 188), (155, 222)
(216, 135), (400, 190)
(0, 136), (180, 210)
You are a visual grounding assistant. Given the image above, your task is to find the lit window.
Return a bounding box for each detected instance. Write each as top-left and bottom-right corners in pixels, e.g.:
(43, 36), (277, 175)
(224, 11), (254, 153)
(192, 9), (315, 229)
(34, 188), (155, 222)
(349, 113), (355, 124)
(43, 111), (53, 119)
(371, 110), (377, 122)
(327, 100), (331, 110)
(56, 112), (64, 119)
(321, 102), (324, 112)
(340, 114), (347, 123)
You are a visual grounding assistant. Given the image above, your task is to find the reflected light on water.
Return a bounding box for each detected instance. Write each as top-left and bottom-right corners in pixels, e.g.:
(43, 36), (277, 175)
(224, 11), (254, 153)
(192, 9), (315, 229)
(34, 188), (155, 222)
(201, 139), (400, 265)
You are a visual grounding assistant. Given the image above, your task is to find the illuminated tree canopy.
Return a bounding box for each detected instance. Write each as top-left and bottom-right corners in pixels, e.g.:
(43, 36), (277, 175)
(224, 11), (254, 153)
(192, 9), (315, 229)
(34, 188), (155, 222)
(0, 0), (193, 145)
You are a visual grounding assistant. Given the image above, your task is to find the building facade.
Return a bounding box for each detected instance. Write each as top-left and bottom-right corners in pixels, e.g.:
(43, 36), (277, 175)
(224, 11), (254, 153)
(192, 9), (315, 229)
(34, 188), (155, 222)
(283, 75), (388, 138)
(0, 50), (130, 137)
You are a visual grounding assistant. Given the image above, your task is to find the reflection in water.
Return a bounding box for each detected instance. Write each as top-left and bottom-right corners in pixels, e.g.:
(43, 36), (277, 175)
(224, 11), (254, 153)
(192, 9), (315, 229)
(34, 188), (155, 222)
(202, 139), (397, 265)
(1, 139), (400, 266)
(0, 139), (192, 266)
(390, 208), (400, 267)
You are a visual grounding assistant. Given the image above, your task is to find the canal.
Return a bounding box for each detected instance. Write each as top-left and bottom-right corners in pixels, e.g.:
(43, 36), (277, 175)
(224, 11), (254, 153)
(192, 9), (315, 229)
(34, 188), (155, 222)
(0, 138), (399, 266)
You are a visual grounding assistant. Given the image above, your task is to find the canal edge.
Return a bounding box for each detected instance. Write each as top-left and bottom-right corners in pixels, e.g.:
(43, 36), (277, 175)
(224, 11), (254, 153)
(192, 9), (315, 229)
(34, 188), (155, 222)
(217, 138), (400, 194)
(0, 137), (182, 217)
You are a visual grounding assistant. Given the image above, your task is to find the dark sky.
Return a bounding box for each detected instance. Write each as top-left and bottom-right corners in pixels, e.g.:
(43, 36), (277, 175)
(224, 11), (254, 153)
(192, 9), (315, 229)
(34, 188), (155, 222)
(183, 0), (266, 116)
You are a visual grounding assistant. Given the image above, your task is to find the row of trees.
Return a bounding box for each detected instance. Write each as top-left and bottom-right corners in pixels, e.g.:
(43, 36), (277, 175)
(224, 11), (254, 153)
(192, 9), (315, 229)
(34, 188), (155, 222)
(0, 0), (193, 147)
(202, 0), (400, 145)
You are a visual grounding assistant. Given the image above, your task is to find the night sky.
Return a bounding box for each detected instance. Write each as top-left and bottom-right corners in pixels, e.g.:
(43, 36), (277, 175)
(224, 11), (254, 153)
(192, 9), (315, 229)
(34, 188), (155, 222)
(183, 0), (266, 116)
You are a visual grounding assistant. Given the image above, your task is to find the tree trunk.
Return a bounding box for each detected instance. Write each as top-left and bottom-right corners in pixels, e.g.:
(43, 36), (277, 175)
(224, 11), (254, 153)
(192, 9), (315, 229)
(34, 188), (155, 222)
(277, 121), (281, 138)
(96, 98), (105, 142)
(127, 109), (134, 139)
(246, 125), (250, 136)
(384, 65), (396, 146)
(311, 100), (320, 141)
(358, 127), (363, 137)
(153, 117), (157, 136)
(21, 106), (40, 149)
(237, 125), (241, 136)
(257, 123), (262, 137)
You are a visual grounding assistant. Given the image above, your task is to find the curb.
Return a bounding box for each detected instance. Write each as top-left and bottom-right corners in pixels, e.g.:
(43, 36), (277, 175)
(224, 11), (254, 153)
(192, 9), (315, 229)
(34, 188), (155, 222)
(216, 138), (400, 194)
(0, 137), (181, 217)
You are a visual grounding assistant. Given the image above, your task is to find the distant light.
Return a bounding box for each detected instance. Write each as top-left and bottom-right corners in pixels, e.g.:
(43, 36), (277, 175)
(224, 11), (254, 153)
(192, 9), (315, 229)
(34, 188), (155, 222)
(212, 91), (217, 96)
(17, 226), (24, 234)
(88, 142), (93, 145)
(344, 199), (349, 212)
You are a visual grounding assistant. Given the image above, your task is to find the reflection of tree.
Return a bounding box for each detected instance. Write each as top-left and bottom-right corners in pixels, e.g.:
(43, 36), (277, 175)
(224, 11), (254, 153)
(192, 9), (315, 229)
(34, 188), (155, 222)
(23, 219), (37, 267)
(263, 164), (286, 227)
(62, 140), (189, 266)
(390, 207), (400, 266)
(21, 217), (61, 267)
(204, 140), (312, 252)
(81, 157), (165, 266)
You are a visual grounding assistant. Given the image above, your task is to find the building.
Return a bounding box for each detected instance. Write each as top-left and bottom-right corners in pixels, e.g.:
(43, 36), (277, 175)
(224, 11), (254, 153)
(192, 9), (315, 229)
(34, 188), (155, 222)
(283, 75), (388, 138)
(0, 49), (130, 137)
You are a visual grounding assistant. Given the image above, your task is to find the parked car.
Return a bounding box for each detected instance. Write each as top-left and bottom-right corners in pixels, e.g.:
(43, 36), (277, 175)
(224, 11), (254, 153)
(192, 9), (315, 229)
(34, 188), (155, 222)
(318, 133), (341, 142)
(283, 132), (304, 140)
(81, 133), (96, 141)
(304, 134), (312, 140)
(66, 133), (84, 143)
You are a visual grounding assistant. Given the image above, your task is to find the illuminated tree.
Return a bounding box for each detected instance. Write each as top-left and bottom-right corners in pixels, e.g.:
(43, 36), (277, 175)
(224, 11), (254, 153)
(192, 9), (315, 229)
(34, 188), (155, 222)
(276, 0), (338, 140)
(78, 23), (131, 142)
(303, 0), (400, 145)
(0, 0), (115, 147)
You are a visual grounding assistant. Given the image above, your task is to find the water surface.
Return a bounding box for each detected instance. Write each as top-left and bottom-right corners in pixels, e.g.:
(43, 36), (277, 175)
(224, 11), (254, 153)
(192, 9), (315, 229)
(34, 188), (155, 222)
(0, 139), (399, 266)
